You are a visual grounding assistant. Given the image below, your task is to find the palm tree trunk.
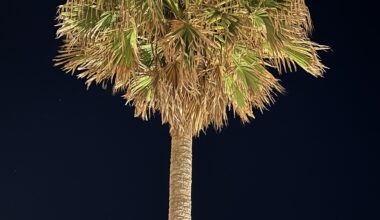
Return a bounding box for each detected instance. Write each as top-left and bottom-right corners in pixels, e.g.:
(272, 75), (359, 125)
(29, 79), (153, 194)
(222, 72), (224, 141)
(169, 131), (192, 220)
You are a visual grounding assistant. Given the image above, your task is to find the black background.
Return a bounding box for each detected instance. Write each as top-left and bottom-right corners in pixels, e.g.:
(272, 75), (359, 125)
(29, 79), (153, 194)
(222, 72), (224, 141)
(0, 1), (378, 220)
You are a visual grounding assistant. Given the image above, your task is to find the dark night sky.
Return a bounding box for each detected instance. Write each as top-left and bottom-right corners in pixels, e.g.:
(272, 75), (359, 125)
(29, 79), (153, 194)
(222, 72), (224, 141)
(0, 1), (378, 220)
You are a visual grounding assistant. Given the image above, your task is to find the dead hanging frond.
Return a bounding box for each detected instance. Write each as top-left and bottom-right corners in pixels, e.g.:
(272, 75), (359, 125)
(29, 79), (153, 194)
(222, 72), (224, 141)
(55, 0), (329, 137)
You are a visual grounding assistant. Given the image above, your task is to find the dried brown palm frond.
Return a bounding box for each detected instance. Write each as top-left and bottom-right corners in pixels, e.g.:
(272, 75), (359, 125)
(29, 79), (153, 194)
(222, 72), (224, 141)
(55, 0), (328, 136)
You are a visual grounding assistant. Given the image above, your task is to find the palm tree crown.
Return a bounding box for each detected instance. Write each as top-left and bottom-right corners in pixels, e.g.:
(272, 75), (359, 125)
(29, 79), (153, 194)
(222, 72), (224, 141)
(56, 0), (328, 136)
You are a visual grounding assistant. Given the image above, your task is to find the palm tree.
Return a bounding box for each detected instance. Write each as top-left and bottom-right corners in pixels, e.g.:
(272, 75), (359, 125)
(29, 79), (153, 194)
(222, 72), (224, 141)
(55, 0), (328, 219)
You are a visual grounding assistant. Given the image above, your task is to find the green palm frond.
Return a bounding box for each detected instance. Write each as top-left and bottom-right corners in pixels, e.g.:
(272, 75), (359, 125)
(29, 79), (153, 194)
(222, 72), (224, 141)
(284, 41), (329, 76)
(224, 74), (247, 108)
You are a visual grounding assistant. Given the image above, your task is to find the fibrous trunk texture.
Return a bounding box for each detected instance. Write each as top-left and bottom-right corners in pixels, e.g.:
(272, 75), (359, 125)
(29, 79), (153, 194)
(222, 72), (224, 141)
(169, 131), (193, 220)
